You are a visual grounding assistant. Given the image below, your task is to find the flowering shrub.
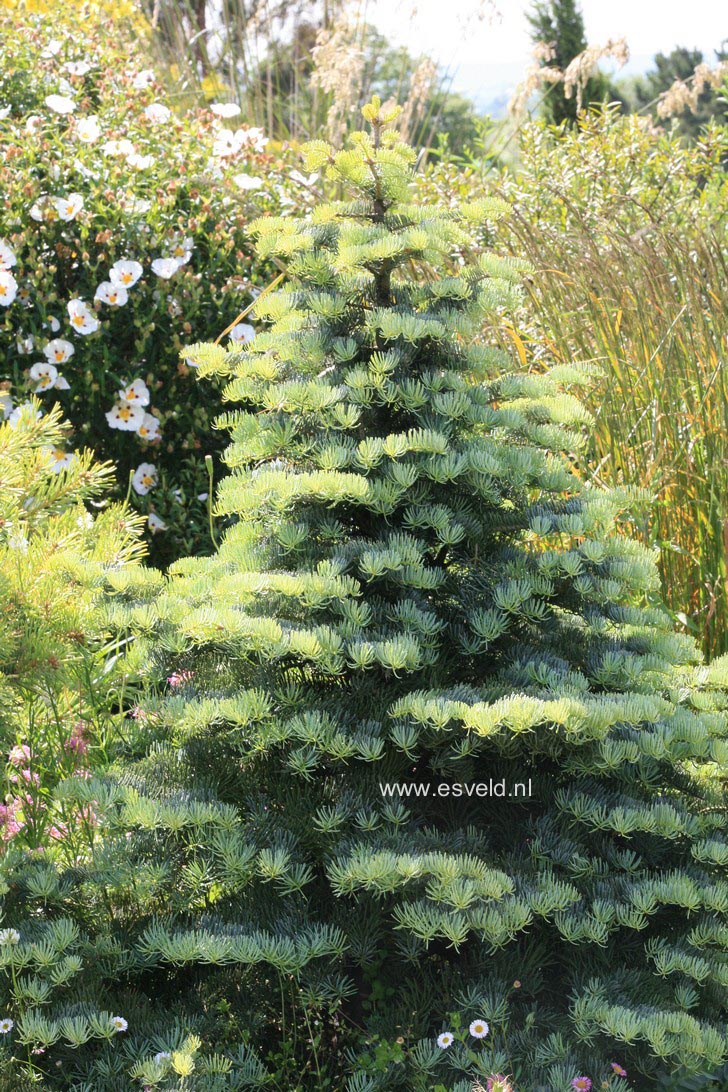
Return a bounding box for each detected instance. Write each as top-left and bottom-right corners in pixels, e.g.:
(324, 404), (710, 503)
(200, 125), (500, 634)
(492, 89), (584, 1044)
(0, 1), (313, 564)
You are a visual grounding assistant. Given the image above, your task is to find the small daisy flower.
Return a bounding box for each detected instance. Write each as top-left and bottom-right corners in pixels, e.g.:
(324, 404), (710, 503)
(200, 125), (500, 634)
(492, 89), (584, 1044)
(44, 338), (74, 364)
(151, 257), (179, 279)
(137, 412), (160, 440)
(95, 281), (128, 307)
(29, 362), (70, 392)
(229, 322), (256, 345)
(0, 929), (20, 945)
(211, 127), (243, 158)
(210, 101), (241, 117)
(147, 513), (167, 533)
(469, 1019), (489, 1039)
(233, 172), (263, 191)
(0, 241), (17, 270)
(127, 152), (155, 170)
(118, 379), (150, 406)
(144, 103), (170, 124)
(110, 1016), (128, 1032)
(46, 94), (76, 114)
(610, 1064), (627, 1078)
(55, 193), (84, 222)
(76, 116), (101, 143)
(67, 299), (99, 335)
(132, 69), (155, 89)
(110, 260), (143, 288)
(132, 462), (158, 495)
(106, 402), (145, 431)
(0, 1018), (13, 1034)
(0, 270), (18, 307)
(436, 1032), (454, 1049)
(571, 1079), (592, 1091)
(169, 236), (193, 261)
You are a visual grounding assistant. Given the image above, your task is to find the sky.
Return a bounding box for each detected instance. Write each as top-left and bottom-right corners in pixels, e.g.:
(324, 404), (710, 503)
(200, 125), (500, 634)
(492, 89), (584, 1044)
(366, 0), (726, 110)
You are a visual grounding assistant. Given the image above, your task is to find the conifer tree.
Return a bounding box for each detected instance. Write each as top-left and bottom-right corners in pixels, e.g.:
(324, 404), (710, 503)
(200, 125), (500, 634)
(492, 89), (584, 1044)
(104, 100), (728, 1090)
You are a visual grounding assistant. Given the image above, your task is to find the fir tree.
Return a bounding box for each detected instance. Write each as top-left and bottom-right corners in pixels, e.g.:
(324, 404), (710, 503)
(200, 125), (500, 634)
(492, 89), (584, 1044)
(94, 100), (728, 1089)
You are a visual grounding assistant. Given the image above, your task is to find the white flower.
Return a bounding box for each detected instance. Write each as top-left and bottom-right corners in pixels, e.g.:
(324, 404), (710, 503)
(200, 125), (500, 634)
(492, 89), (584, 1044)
(169, 236), (193, 262)
(76, 115), (101, 143)
(289, 169), (319, 187)
(29, 198), (50, 222)
(16, 334), (34, 355)
(0, 240), (17, 270)
(0, 1018), (13, 1034)
(101, 138), (135, 158)
(211, 101), (241, 117)
(127, 152), (155, 170)
(106, 402), (144, 431)
(144, 103), (170, 124)
(0, 394), (12, 420)
(151, 258), (178, 279)
(132, 69), (155, 90)
(211, 128), (241, 158)
(132, 462), (158, 495)
(0, 929), (20, 945)
(65, 60), (91, 77)
(118, 379), (150, 406)
(238, 126), (268, 152)
(45, 94), (76, 115)
(232, 173), (263, 191)
(8, 403), (41, 428)
(29, 362), (70, 392)
(469, 1019), (489, 1039)
(229, 322), (256, 345)
(110, 1016), (128, 1033)
(437, 1032), (454, 1049)
(0, 270), (18, 307)
(95, 281), (129, 307)
(46, 316), (61, 333)
(67, 299), (99, 335)
(44, 447), (76, 473)
(110, 260), (143, 288)
(44, 338), (74, 364)
(153, 1051), (171, 1065)
(0, 107), (10, 120)
(138, 412), (160, 441)
(55, 193), (84, 221)
(147, 513), (167, 533)
(41, 38), (62, 58)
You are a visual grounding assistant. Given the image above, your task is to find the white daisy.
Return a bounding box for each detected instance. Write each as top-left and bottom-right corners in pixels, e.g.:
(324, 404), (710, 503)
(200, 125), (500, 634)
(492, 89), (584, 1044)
(45, 94), (76, 115)
(169, 236), (193, 261)
(0, 240), (17, 270)
(118, 379), (150, 406)
(55, 193), (84, 222)
(106, 402), (145, 431)
(151, 258), (179, 279)
(132, 462), (158, 495)
(229, 322), (256, 345)
(0, 270), (18, 307)
(76, 116), (101, 143)
(147, 513), (167, 533)
(137, 412), (161, 440)
(437, 1032), (454, 1049)
(110, 260), (143, 288)
(45, 448), (76, 473)
(0, 929), (20, 945)
(144, 103), (170, 124)
(210, 102), (241, 117)
(44, 338), (74, 364)
(29, 362), (70, 392)
(469, 1019), (489, 1039)
(67, 299), (99, 335)
(110, 1016), (128, 1032)
(0, 1018), (13, 1034)
(95, 281), (129, 307)
(232, 173), (263, 191)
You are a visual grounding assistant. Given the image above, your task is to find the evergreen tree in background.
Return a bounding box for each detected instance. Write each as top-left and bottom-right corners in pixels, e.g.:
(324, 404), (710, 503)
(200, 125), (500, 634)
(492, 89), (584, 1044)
(46, 100), (728, 1090)
(527, 0), (620, 125)
(624, 44), (728, 141)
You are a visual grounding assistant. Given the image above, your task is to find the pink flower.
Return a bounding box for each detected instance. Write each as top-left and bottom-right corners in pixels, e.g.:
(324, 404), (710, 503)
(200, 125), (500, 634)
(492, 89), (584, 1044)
(8, 744), (31, 767)
(611, 1063), (627, 1078)
(572, 1079), (592, 1092)
(486, 1077), (513, 1092)
(64, 720), (89, 757)
(167, 670), (194, 688)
